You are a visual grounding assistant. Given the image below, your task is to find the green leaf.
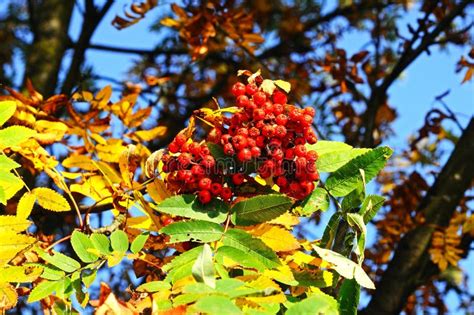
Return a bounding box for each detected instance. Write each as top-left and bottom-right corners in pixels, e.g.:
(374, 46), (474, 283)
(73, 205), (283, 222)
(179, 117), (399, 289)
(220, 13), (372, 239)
(320, 211), (341, 248)
(161, 220), (224, 243)
(36, 249), (81, 273)
(82, 269), (97, 288)
(0, 186), (5, 205)
(0, 125), (36, 148)
(156, 194), (229, 223)
(215, 246), (266, 272)
(338, 279), (360, 315)
(0, 101), (17, 126)
(286, 289), (338, 315)
(299, 188), (329, 215)
(346, 213), (367, 262)
(193, 295), (242, 315)
(192, 244), (216, 288)
(54, 277), (73, 299)
(222, 229), (280, 269)
(293, 270), (333, 288)
(231, 194), (292, 226)
(136, 281), (171, 292)
(317, 147), (369, 173)
(27, 263), (65, 281)
(163, 245), (203, 283)
(341, 184), (365, 213)
(309, 140), (352, 155)
(359, 195), (385, 224)
(71, 231), (99, 263)
(27, 280), (58, 303)
(0, 154), (20, 170)
(110, 230), (128, 253)
(130, 233), (149, 254)
(0, 171), (24, 201)
(312, 245), (375, 289)
(325, 146), (393, 197)
(90, 233), (112, 255)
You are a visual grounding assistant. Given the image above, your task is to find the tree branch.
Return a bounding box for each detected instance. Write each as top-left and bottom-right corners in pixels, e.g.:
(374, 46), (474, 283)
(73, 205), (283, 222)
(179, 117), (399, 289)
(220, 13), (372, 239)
(87, 43), (188, 56)
(361, 0), (472, 147)
(363, 117), (474, 314)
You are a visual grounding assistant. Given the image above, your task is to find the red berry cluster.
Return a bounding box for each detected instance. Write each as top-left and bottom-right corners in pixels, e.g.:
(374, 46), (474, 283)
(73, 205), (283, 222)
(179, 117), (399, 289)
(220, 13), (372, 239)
(162, 134), (233, 204)
(208, 79), (319, 200)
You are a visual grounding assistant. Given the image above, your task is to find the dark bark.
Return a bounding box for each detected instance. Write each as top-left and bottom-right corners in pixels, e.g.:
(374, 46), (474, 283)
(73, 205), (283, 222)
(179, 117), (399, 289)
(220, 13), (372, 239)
(363, 118), (474, 314)
(23, 0), (74, 96)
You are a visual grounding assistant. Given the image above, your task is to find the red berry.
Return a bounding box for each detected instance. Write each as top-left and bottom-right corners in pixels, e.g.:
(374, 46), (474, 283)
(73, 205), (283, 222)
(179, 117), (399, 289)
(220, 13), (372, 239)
(198, 190), (212, 204)
(275, 114), (288, 126)
(294, 144), (307, 157)
(237, 148), (252, 162)
(256, 136), (265, 147)
(221, 187), (232, 201)
(237, 128), (249, 137)
(201, 155), (216, 169)
(208, 128), (222, 143)
(246, 83), (258, 95)
(275, 176), (288, 188)
(175, 134), (187, 146)
(274, 125), (287, 138)
(273, 103), (284, 115)
(191, 165), (205, 177)
(262, 125), (274, 137)
(237, 95), (250, 108)
(250, 146), (261, 157)
(285, 148), (295, 160)
(178, 153), (192, 168)
(168, 142), (179, 153)
(189, 142), (202, 156)
(253, 91), (266, 105)
(232, 135), (248, 150)
(224, 143), (235, 156)
(232, 173), (245, 185)
(302, 114), (313, 126)
(306, 150), (318, 162)
(231, 82), (246, 97)
(304, 107), (316, 117)
(210, 183), (222, 196)
(249, 127), (260, 137)
(162, 217), (174, 227)
(199, 178), (212, 190)
(295, 137), (306, 145)
(264, 102), (274, 114)
(221, 134), (232, 144)
(247, 138), (256, 147)
(272, 90), (287, 104)
(253, 108), (265, 120)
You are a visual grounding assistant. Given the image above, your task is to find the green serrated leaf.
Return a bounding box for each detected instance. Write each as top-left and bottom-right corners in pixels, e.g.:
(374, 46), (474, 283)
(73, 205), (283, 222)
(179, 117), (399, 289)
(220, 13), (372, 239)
(222, 229), (280, 269)
(231, 194), (292, 226)
(27, 263), (65, 281)
(36, 249), (81, 273)
(0, 101), (17, 126)
(0, 154), (20, 171)
(27, 280), (58, 303)
(81, 269), (97, 288)
(136, 281), (171, 292)
(90, 233), (112, 255)
(71, 231), (99, 263)
(193, 295), (242, 315)
(130, 233), (149, 254)
(161, 220), (224, 243)
(163, 245), (203, 283)
(192, 244), (215, 288)
(286, 289), (338, 315)
(359, 195), (385, 223)
(110, 230), (128, 253)
(0, 171), (24, 201)
(300, 188), (329, 215)
(325, 146), (393, 197)
(338, 279), (360, 315)
(155, 194), (229, 223)
(0, 125), (36, 148)
(215, 246), (266, 272)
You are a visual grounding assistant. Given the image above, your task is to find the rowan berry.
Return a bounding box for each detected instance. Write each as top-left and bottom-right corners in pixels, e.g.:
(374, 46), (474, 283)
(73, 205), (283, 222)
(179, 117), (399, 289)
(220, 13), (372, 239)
(201, 155), (215, 169)
(221, 187), (232, 201)
(224, 143), (235, 156)
(199, 177), (212, 191)
(232, 135), (248, 150)
(294, 144), (307, 157)
(210, 183), (222, 196)
(175, 134), (187, 146)
(168, 141), (179, 153)
(304, 107), (316, 117)
(237, 95), (250, 108)
(253, 108), (265, 120)
(231, 82), (246, 97)
(249, 127), (260, 137)
(250, 146), (261, 157)
(253, 91), (266, 105)
(198, 190), (212, 204)
(246, 83), (258, 95)
(275, 114), (288, 126)
(272, 90), (287, 104)
(237, 148), (252, 162)
(274, 125), (287, 138)
(232, 173), (245, 185)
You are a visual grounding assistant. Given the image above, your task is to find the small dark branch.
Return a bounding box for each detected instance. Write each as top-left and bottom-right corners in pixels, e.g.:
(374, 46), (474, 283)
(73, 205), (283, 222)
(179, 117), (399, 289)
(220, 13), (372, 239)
(363, 118), (474, 315)
(361, 0), (472, 147)
(87, 43), (188, 56)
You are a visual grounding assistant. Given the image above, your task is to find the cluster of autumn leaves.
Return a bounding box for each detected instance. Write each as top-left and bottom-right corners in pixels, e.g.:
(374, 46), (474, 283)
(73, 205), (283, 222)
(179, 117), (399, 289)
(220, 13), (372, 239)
(0, 73), (468, 313)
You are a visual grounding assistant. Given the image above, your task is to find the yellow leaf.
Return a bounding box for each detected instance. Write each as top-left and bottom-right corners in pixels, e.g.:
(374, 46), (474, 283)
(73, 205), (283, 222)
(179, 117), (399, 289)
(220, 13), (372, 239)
(263, 264), (297, 285)
(260, 79), (276, 95)
(147, 179), (171, 203)
(0, 171), (24, 201)
(274, 80), (291, 93)
(95, 85), (113, 109)
(0, 215), (31, 232)
(0, 265), (43, 283)
(16, 192), (37, 219)
(0, 125), (37, 149)
(62, 155), (97, 171)
(127, 216), (159, 231)
(119, 145), (140, 187)
(32, 187), (71, 212)
(0, 283), (17, 310)
(246, 224), (300, 252)
(0, 100), (17, 126)
(70, 175), (113, 204)
(107, 251), (124, 267)
(0, 231), (35, 265)
(269, 212), (300, 229)
(161, 17), (181, 28)
(131, 126), (168, 142)
(96, 139), (126, 163)
(34, 120), (68, 144)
